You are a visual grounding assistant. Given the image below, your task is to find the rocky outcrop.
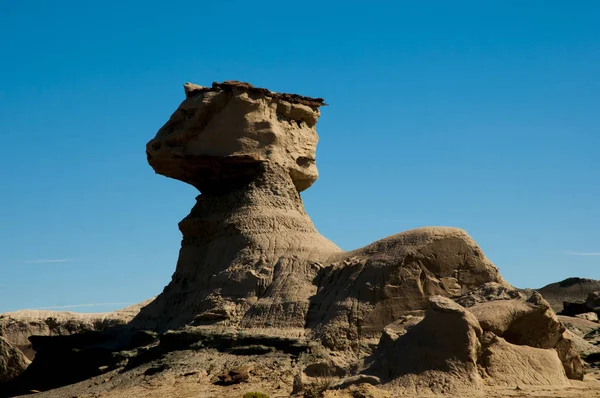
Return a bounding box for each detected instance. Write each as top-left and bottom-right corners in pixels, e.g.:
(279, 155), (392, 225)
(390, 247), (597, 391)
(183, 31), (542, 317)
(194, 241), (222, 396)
(307, 227), (506, 350)
(146, 80), (325, 193)
(575, 312), (599, 322)
(479, 332), (569, 387)
(0, 300), (152, 360)
(537, 277), (600, 313)
(0, 337), (30, 383)
(469, 292), (564, 348)
(563, 291), (600, 317)
(134, 82), (341, 332)
(134, 82), (507, 335)
(455, 282), (526, 307)
(366, 296), (484, 394)
(5, 81), (590, 397)
(559, 315), (600, 337)
(470, 292), (584, 380)
(365, 296), (579, 394)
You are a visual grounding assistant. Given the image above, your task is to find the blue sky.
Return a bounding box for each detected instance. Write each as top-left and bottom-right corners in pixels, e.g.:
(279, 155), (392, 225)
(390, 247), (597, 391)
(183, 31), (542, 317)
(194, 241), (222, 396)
(1, 1), (598, 313)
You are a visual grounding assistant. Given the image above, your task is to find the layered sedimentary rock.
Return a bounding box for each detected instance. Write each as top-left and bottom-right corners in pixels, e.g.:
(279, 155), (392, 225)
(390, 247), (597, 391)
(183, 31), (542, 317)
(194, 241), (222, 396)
(32, 80), (578, 397)
(133, 81), (508, 336)
(0, 301), (153, 385)
(0, 300), (152, 360)
(307, 227), (507, 349)
(366, 296), (484, 394)
(133, 81), (341, 332)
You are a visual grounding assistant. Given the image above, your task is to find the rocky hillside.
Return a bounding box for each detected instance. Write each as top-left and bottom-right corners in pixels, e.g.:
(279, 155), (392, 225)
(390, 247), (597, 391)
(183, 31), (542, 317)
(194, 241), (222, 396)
(537, 278), (600, 313)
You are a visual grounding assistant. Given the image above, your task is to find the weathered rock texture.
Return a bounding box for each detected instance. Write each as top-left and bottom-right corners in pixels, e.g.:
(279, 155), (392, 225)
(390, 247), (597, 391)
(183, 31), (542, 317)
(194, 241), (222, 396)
(365, 296), (580, 394)
(470, 292), (584, 380)
(134, 81), (341, 332)
(146, 80), (325, 193)
(0, 337), (30, 383)
(0, 300), (152, 360)
(307, 227), (506, 350)
(367, 296), (484, 394)
(134, 81), (507, 338)
(8, 81), (589, 397)
(479, 333), (569, 387)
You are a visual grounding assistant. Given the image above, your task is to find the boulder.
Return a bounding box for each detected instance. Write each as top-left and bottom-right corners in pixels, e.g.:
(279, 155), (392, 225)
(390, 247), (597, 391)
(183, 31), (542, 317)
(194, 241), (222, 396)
(469, 292), (585, 380)
(0, 337), (30, 383)
(214, 365), (251, 385)
(479, 332), (569, 387)
(469, 292), (564, 349)
(307, 227), (506, 350)
(586, 291), (600, 312)
(575, 312), (599, 322)
(554, 331), (585, 380)
(562, 329), (599, 357)
(367, 296), (483, 394)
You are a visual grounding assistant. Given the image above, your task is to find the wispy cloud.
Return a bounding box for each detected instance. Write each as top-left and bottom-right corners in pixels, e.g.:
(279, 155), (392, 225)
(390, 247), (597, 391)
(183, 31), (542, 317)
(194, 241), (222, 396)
(23, 258), (75, 264)
(564, 252), (600, 256)
(33, 302), (132, 310)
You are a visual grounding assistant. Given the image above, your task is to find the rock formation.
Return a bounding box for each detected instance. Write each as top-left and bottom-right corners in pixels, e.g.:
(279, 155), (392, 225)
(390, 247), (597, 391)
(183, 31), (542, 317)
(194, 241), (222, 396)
(307, 227), (507, 350)
(366, 296), (484, 394)
(0, 337), (30, 383)
(134, 81), (506, 335)
(537, 277), (600, 313)
(2, 81), (594, 397)
(133, 81), (342, 332)
(0, 300), (152, 385)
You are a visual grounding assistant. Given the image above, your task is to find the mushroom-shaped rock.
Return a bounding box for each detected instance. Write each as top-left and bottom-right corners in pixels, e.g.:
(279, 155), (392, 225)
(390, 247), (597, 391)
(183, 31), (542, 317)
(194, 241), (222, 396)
(133, 82), (341, 332)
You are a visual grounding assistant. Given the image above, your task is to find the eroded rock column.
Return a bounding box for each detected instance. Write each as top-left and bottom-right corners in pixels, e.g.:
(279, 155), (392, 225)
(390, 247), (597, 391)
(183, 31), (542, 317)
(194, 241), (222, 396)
(132, 81), (341, 332)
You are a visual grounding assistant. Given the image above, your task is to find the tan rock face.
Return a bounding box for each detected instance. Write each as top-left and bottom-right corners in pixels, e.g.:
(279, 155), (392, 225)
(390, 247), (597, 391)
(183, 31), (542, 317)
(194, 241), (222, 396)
(0, 337), (30, 383)
(468, 293), (585, 380)
(126, 81), (587, 397)
(366, 296), (484, 394)
(469, 293), (565, 349)
(146, 81), (325, 193)
(0, 300), (153, 361)
(479, 333), (569, 387)
(307, 227), (506, 350)
(136, 82), (509, 339)
(135, 83), (341, 331)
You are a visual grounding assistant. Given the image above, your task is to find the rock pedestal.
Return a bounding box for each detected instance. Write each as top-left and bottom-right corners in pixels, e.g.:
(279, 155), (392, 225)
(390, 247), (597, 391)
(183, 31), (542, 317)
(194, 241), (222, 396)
(133, 81), (341, 332)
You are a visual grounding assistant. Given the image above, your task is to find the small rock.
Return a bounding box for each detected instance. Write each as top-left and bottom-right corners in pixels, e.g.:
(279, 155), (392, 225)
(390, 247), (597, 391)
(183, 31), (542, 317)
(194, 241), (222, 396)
(575, 312), (599, 322)
(330, 374), (381, 390)
(214, 365), (251, 385)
